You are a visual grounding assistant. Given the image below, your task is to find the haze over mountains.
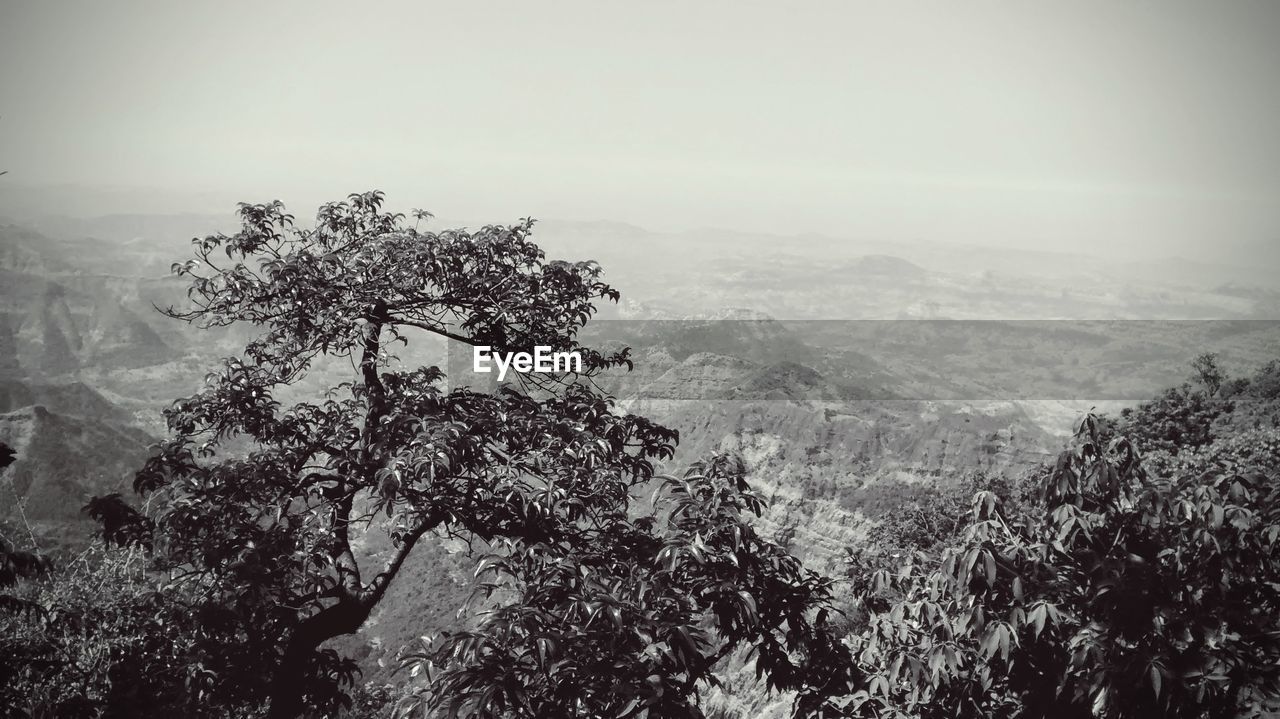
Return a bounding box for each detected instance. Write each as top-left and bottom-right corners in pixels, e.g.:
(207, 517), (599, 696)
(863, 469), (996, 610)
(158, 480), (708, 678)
(2, 204), (1278, 683)
(3, 1), (1279, 712)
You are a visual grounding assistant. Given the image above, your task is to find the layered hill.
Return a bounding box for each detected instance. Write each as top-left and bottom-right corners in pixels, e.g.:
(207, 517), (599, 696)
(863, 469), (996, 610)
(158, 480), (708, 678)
(0, 379), (133, 423)
(0, 405), (150, 523)
(0, 269), (178, 376)
(0, 224), (188, 378)
(0, 379), (153, 558)
(3, 211), (1277, 709)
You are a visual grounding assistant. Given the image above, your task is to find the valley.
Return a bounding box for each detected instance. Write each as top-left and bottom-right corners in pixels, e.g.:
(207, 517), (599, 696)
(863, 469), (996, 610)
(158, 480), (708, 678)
(2, 212), (1278, 711)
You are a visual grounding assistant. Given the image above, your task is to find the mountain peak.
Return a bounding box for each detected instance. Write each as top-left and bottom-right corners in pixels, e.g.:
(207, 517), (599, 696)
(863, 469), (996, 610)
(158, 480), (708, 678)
(0, 403), (150, 523)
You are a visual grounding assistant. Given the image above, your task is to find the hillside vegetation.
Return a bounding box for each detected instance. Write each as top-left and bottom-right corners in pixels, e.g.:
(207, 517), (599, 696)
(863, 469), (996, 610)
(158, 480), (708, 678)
(1, 198), (1278, 718)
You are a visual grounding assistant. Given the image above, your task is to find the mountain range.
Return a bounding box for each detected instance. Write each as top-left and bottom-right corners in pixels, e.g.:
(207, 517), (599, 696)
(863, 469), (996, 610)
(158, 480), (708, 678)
(1, 209), (1277, 697)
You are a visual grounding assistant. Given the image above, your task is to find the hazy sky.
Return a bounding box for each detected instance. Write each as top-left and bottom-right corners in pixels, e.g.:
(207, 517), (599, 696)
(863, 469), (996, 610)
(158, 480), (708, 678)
(1, 0), (1278, 259)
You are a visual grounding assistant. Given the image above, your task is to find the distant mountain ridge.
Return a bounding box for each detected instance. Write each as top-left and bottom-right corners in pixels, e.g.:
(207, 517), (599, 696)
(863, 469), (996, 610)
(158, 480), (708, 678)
(0, 404), (150, 523)
(0, 379), (132, 423)
(4, 205), (1275, 708)
(0, 268), (178, 377)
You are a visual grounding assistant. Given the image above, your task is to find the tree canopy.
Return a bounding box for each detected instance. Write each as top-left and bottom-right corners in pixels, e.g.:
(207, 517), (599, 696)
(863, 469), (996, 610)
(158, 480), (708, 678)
(86, 192), (850, 718)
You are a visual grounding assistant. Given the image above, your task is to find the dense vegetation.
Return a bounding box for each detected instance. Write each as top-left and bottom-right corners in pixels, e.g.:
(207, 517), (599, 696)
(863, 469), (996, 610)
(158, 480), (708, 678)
(1, 194), (851, 718)
(841, 360), (1280, 719)
(1, 194), (1278, 717)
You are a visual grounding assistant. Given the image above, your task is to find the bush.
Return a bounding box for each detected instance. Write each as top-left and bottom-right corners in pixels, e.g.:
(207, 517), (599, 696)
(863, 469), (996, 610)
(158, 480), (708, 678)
(0, 544), (266, 718)
(840, 413), (1280, 718)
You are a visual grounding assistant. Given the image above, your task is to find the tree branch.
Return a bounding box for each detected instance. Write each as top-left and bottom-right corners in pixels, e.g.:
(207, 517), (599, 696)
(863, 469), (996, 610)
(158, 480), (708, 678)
(361, 509), (445, 608)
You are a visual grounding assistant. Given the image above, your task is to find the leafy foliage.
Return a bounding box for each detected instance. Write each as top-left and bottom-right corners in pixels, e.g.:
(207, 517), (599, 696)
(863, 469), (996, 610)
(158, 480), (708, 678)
(82, 192), (846, 718)
(840, 409), (1280, 718)
(1114, 383), (1231, 457)
(82, 493), (154, 550)
(1, 440), (51, 613)
(850, 472), (1033, 564)
(842, 471), (1035, 632)
(1190, 352), (1226, 398)
(1220, 359), (1280, 431)
(396, 454), (857, 719)
(0, 544), (259, 719)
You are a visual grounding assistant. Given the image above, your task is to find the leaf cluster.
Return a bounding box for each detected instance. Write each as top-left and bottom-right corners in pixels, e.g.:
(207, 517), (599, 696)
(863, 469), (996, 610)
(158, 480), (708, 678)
(842, 411), (1280, 719)
(397, 453), (858, 719)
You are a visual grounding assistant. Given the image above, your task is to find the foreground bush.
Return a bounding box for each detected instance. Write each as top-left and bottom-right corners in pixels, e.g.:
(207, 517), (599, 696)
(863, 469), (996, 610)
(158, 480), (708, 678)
(0, 544), (269, 718)
(842, 415), (1280, 718)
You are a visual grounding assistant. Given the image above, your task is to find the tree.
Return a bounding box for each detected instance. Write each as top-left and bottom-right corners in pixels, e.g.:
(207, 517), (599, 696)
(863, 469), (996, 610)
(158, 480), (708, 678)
(1220, 359), (1280, 431)
(842, 412), (1280, 718)
(1191, 353), (1225, 397)
(114, 192), (849, 718)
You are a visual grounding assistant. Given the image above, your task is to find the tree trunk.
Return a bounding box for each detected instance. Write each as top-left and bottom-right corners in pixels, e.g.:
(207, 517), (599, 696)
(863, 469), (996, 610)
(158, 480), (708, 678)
(266, 599), (370, 719)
